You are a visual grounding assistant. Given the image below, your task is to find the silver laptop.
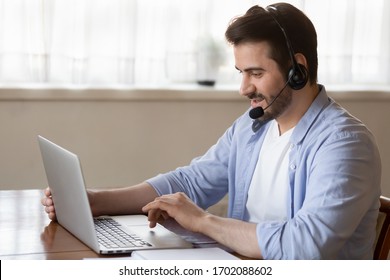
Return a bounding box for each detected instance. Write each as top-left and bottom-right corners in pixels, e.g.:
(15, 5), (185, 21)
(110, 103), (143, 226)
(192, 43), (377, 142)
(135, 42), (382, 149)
(38, 135), (192, 254)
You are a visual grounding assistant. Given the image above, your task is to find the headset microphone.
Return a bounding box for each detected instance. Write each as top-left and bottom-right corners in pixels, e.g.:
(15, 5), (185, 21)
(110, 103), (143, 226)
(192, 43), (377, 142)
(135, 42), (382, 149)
(249, 107), (264, 119)
(248, 5), (309, 122)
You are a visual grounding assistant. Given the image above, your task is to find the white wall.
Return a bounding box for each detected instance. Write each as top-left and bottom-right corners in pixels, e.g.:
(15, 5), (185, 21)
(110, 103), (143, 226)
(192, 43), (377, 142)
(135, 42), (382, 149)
(0, 87), (389, 198)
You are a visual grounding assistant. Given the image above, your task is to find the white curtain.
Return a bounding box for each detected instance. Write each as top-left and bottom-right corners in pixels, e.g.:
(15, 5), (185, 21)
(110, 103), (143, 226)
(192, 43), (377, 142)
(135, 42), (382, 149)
(305, 0), (390, 86)
(0, 0), (389, 86)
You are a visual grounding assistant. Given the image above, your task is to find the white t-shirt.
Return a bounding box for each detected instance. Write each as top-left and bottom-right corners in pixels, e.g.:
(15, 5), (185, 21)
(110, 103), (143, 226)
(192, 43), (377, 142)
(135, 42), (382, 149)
(246, 120), (295, 223)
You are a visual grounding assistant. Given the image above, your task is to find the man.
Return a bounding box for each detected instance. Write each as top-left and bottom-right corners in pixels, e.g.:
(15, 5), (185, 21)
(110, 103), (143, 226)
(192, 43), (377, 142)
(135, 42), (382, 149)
(42, 3), (381, 259)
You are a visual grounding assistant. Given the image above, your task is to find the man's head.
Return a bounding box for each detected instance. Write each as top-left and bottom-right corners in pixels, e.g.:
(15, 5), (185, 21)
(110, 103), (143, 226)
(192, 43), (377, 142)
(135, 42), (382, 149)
(225, 3), (318, 86)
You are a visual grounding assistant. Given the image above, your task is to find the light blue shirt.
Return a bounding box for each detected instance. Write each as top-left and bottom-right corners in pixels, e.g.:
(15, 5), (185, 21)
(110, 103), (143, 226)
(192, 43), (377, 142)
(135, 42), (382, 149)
(147, 85), (381, 259)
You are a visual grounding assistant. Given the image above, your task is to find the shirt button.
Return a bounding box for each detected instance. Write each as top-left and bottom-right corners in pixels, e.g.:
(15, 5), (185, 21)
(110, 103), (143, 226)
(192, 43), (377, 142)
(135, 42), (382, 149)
(290, 164), (296, 170)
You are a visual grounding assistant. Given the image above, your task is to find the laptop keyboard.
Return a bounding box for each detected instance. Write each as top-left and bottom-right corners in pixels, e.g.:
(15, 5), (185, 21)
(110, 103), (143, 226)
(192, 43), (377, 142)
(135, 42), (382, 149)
(94, 217), (152, 249)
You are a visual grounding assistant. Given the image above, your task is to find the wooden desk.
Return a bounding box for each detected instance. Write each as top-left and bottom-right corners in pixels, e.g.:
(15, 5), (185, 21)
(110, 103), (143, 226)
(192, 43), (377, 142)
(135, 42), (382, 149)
(0, 189), (249, 260)
(0, 189), (128, 260)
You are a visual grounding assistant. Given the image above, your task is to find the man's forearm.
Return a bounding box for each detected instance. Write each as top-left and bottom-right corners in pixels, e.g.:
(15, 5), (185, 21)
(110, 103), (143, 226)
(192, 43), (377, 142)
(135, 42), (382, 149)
(89, 182), (159, 216)
(200, 214), (262, 259)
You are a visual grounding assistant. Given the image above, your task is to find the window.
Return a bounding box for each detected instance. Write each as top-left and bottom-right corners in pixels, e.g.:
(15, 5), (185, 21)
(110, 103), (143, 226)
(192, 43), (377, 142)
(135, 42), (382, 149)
(0, 0), (389, 87)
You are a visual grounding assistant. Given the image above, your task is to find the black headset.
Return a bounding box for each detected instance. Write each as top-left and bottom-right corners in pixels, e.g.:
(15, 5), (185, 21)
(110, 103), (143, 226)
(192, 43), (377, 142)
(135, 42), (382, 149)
(266, 6), (308, 90)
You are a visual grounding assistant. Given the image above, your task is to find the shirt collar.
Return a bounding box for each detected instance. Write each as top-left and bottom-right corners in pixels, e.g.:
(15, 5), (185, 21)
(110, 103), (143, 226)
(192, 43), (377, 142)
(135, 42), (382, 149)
(290, 84), (330, 145)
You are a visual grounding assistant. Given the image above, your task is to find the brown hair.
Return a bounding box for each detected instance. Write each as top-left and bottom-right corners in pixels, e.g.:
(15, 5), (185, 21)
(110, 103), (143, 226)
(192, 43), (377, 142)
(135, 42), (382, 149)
(225, 3), (318, 84)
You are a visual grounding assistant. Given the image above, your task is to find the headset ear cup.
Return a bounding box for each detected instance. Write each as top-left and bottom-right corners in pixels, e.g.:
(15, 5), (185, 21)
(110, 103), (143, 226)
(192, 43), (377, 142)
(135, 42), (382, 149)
(288, 64), (308, 90)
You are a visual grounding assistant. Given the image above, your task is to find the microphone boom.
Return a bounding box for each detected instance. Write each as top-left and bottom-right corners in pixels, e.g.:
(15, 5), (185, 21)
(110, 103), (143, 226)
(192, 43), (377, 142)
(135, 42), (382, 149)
(248, 79), (290, 120)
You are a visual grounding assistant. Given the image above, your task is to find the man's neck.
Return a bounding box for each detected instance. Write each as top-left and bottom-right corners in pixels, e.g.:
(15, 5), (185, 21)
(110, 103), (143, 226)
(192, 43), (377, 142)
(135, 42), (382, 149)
(276, 83), (320, 134)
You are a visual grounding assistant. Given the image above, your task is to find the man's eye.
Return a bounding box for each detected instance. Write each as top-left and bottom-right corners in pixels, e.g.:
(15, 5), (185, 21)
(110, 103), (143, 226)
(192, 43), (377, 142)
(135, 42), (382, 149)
(251, 72), (262, 77)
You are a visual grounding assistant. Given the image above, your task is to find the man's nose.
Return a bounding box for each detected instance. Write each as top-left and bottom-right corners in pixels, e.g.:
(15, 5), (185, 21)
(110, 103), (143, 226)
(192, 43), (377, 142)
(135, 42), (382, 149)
(239, 76), (256, 97)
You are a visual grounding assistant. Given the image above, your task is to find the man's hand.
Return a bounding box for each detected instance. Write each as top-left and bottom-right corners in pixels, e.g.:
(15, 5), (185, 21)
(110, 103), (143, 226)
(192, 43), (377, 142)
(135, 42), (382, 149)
(41, 187), (57, 221)
(142, 192), (208, 232)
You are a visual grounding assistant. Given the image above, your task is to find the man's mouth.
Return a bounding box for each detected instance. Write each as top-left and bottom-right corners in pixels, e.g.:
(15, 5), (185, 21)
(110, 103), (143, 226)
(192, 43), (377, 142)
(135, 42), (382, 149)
(249, 94), (266, 108)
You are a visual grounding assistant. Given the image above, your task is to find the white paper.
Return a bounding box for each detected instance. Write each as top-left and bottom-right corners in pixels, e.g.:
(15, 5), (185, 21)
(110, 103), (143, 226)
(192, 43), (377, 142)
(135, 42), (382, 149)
(131, 247), (240, 260)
